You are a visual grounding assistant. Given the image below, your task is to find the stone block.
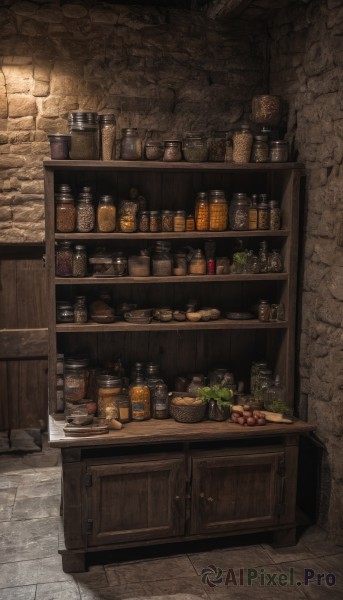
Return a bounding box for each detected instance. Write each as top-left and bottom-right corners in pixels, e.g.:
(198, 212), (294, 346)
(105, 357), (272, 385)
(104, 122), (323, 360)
(89, 8), (117, 24)
(0, 97), (8, 119)
(11, 1), (38, 16)
(0, 156), (25, 169)
(20, 18), (46, 36)
(36, 116), (67, 133)
(33, 5), (62, 23)
(20, 180), (44, 195)
(33, 81), (50, 97)
(62, 3), (88, 18)
(41, 96), (60, 117)
(2, 65), (33, 94)
(12, 203), (44, 222)
(328, 266), (343, 300)
(8, 96), (37, 118)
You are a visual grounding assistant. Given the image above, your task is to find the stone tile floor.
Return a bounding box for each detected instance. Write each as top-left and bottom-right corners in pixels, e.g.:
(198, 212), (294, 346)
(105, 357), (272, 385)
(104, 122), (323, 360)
(0, 437), (342, 600)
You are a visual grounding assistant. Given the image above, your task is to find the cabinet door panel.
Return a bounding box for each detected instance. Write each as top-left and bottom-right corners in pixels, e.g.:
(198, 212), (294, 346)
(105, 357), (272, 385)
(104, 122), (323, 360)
(87, 458), (185, 546)
(191, 452), (284, 535)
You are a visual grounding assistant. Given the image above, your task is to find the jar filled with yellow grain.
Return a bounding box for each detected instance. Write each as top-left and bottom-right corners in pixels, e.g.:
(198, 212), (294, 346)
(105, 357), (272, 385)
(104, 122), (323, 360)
(173, 210), (186, 232)
(97, 373), (122, 418)
(129, 375), (151, 421)
(188, 249), (206, 275)
(232, 124), (253, 163)
(97, 195), (116, 233)
(195, 192), (209, 231)
(209, 190), (228, 231)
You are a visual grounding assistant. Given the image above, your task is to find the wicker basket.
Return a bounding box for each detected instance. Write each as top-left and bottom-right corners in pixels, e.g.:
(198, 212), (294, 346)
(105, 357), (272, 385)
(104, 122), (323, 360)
(169, 393), (206, 423)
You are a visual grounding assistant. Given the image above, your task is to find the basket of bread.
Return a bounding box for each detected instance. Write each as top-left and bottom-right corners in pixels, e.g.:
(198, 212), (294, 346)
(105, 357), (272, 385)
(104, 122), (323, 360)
(169, 392), (206, 423)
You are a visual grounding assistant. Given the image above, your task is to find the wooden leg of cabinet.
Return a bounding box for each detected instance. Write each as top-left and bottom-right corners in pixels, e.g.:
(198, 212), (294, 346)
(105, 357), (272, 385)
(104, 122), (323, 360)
(272, 526), (297, 547)
(60, 550), (86, 573)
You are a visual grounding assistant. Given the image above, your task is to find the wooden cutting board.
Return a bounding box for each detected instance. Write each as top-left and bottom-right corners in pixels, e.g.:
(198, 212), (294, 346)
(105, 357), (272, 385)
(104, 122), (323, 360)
(63, 424), (109, 437)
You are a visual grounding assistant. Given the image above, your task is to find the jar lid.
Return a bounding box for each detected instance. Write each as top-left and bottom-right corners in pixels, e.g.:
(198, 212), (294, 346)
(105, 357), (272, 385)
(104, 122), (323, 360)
(161, 210), (174, 215)
(100, 195), (114, 204)
(122, 127), (138, 135)
(97, 374), (122, 387)
(48, 134), (71, 141)
(196, 191), (208, 199)
(268, 200), (279, 207)
(259, 368), (273, 376)
(164, 140), (181, 146)
(65, 356), (89, 368)
(254, 135), (268, 142)
(77, 196), (93, 204)
(271, 140), (288, 146)
(253, 361), (267, 367)
(99, 113), (115, 123)
(145, 141), (163, 147)
(209, 189), (225, 196)
(150, 210), (160, 215)
(233, 192), (248, 200)
(56, 301), (73, 309)
(175, 210), (186, 215)
(258, 201), (268, 209)
(75, 244), (86, 251)
(259, 300), (269, 304)
(57, 196), (74, 204)
(259, 194), (268, 201)
(59, 184), (72, 192)
(58, 240), (73, 247)
(75, 295), (86, 301)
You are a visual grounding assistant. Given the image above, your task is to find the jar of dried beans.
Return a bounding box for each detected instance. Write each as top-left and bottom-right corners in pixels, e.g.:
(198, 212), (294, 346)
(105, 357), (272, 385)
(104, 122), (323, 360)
(163, 140), (182, 162)
(252, 95), (281, 127)
(208, 131), (227, 162)
(149, 211), (161, 233)
(100, 113), (116, 161)
(161, 210), (174, 232)
(270, 140), (288, 162)
(269, 200), (281, 230)
(56, 185), (75, 233)
(97, 373), (122, 418)
(230, 193), (250, 231)
(69, 112), (99, 160)
(138, 211), (149, 233)
(195, 192), (209, 231)
(209, 190), (228, 231)
(251, 136), (269, 163)
(152, 241), (173, 276)
(97, 195), (116, 232)
(173, 210), (186, 232)
(76, 189), (95, 233)
(120, 128), (142, 160)
(188, 249), (206, 275)
(144, 141), (164, 161)
(64, 357), (89, 402)
(182, 133), (208, 162)
(72, 245), (87, 277)
(73, 296), (87, 323)
(232, 125), (253, 163)
(257, 200), (269, 230)
(56, 241), (73, 277)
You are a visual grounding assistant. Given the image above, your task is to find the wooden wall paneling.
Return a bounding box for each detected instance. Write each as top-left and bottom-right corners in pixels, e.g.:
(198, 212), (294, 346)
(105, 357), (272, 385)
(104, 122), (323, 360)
(0, 258), (18, 328)
(7, 361), (19, 429)
(0, 329), (48, 359)
(0, 362), (9, 430)
(16, 258), (47, 328)
(18, 359), (48, 428)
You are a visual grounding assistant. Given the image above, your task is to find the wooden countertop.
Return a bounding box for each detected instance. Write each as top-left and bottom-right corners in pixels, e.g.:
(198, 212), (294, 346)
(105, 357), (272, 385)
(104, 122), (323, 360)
(49, 414), (315, 449)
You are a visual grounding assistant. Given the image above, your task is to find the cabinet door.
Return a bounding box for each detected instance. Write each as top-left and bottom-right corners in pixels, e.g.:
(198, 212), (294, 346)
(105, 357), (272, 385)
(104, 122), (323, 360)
(191, 452), (285, 535)
(86, 458), (186, 546)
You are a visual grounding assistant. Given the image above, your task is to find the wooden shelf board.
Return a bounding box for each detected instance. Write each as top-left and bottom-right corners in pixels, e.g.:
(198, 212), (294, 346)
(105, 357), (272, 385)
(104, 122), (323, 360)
(56, 318), (288, 333)
(55, 273), (288, 285)
(55, 230), (290, 240)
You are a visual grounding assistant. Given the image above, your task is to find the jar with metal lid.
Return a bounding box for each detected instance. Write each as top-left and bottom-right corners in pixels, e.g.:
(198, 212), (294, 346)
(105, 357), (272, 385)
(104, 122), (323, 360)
(258, 299), (271, 322)
(258, 240), (269, 273)
(232, 125), (253, 163)
(120, 128), (142, 160)
(56, 301), (74, 323)
(161, 210), (174, 232)
(257, 201), (269, 230)
(56, 185), (75, 233)
(173, 251), (187, 276)
(151, 382), (169, 419)
(209, 190), (228, 231)
(182, 133), (208, 162)
(186, 214), (195, 231)
(251, 135), (269, 163)
(144, 141), (164, 161)
(73, 295), (87, 323)
(112, 252), (128, 277)
(72, 245), (87, 278)
(97, 195), (116, 232)
(230, 193), (250, 231)
(48, 134), (70, 160)
(269, 200), (281, 230)
(195, 192), (209, 231)
(173, 210), (186, 232)
(246, 252), (260, 274)
(131, 362), (144, 381)
(149, 211), (161, 233)
(252, 95), (281, 127)
(138, 211), (149, 233)
(69, 112), (99, 160)
(270, 140), (288, 162)
(64, 357), (89, 402)
(152, 241), (173, 276)
(187, 375), (205, 396)
(76, 189), (95, 233)
(208, 131), (227, 162)
(56, 241), (73, 277)
(188, 248), (206, 275)
(163, 140), (182, 162)
(250, 361), (267, 394)
(97, 373), (121, 418)
(129, 375), (151, 421)
(100, 114), (116, 161)
(119, 212), (136, 233)
(116, 391), (131, 423)
(268, 249), (283, 273)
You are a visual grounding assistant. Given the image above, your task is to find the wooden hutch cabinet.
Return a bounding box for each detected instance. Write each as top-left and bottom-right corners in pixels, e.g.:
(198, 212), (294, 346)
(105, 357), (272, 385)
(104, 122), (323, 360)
(44, 160), (313, 572)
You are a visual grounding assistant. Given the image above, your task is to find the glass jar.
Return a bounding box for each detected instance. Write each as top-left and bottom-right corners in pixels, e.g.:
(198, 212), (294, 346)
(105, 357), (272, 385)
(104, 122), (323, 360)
(72, 245), (87, 277)
(252, 95), (282, 127)
(149, 211), (161, 233)
(161, 210), (174, 232)
(152, 241), (173, 276)
(69, 112), (99, 160)
(269, 200), (281, 230)
(225, 132), (233, 162)
(163, 140), (182, 162)
(56, 301), (74, 323)
(215, 256), (230, 275)
(173, 252), (188, 276)
(248, 194), (258, 231)
(56, 241), (73, 277)
(187, 375), (205, 396)
(173, 210), (186, 232)
(48, 134), (70, 160)
(259, 240), (269, 273)
(268, 249), (283, 273)
(56, 185), (76, 233)
(230, 193), (250, 231)
(251, 135), (269, 163)
(73, 295), (87, 323)
(246, 252), (260, 274)
(119, 212), (136, 233)
(188, 249), (206, 275)
(208, 131), (227, 162)
(144, 141), (164, 161)
(120, 128), (142, 160)
(100, 114), (116, 161)
(250, 361), (267, 394)
(258, 299), (271, 322)
(97, 373), (121, 419)
(232, 125), (253, 163)
(270, 140), (288, 162)
(186, 214), (195, 231)
(138, 211), (149, 233)
(97, 195), (116, 232)
(129, 376), (151, 420)
(117, 391), (131, 423)
(209, 190), (228, 231)
(257, 201), (269, 230)
(64, 357), (89, 402)
(195, 192), (209, 231)
(112, 252), (128, 277)
(151, 382), (169, 419)
(265, 375), (286, 412)
(76, 190), (95, 233)
(254, 368), (273, 405)
(182, 133), (208, 162)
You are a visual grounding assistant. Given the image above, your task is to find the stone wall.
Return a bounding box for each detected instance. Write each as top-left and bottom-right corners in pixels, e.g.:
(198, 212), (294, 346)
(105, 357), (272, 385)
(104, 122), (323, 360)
(269, 0), (343, 540)
(0, 0), (267, 242)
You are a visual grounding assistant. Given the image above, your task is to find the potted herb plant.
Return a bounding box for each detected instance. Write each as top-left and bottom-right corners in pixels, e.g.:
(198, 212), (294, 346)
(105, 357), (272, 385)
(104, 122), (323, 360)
(198, 385), (234, 421)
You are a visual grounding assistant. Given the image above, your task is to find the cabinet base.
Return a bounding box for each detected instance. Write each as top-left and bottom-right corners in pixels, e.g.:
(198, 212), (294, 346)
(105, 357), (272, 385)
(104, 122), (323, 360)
(61, 551), (86, 573)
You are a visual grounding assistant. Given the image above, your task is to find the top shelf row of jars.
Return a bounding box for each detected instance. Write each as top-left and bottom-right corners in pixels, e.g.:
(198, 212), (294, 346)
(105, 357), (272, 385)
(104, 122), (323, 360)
(48, 96), (291, 164)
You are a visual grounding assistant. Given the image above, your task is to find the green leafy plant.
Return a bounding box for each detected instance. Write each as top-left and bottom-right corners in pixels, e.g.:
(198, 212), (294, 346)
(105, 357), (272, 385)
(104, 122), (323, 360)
(198, 385), (234, 406)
